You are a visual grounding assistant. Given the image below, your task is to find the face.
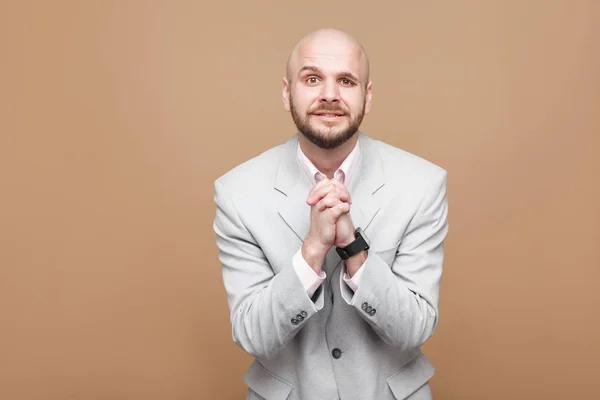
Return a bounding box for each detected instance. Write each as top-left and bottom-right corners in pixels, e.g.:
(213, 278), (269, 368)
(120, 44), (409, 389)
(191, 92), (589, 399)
(283, 37), (372, 150)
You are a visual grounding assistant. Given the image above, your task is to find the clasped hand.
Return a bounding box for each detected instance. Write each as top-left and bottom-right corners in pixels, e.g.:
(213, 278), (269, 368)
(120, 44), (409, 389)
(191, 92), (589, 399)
(301, 178), (356, 271)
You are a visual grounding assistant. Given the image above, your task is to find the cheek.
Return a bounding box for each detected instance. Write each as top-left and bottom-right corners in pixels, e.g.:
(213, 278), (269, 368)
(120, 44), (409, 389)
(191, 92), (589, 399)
(339, 90), (365, 109)
(293, 100), (313, 115)
(292, 87), (319, 108)
(346, 94), (366, 113)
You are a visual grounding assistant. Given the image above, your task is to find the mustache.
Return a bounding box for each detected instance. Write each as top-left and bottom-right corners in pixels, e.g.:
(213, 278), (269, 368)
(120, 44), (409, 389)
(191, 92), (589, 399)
(309, 105), (347, 114)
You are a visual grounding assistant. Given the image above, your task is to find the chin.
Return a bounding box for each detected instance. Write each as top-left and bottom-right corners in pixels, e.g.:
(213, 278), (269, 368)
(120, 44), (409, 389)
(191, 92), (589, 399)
(311, 123), (349, 136)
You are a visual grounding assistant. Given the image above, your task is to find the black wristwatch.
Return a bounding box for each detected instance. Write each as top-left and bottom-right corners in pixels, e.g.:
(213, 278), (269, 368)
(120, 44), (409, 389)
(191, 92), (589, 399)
(336, 227), (370, 260)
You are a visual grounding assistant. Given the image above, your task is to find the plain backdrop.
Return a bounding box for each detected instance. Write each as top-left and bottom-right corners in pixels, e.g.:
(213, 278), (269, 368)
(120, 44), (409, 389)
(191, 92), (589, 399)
(2, 1), (599, 399)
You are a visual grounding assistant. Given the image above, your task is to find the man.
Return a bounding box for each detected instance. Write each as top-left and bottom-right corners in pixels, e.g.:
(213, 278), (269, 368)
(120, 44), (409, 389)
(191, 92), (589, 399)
(213, 28), (448, 400)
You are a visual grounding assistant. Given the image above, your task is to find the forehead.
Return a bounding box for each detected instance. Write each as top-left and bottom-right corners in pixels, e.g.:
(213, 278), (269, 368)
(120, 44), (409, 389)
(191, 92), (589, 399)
(294, 37), (365, 78)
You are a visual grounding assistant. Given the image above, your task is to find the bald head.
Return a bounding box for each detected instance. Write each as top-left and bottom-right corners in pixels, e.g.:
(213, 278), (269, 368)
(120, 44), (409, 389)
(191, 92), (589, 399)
(285, 29), (370, 86)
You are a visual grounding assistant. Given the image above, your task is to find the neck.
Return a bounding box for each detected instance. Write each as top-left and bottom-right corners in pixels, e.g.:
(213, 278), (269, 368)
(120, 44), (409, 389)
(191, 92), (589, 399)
(298, 133), (358, 179)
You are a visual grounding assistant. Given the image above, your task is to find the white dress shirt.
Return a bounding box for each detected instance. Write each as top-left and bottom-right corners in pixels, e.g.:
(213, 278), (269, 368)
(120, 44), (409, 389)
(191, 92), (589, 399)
(292, 140), (367, 297)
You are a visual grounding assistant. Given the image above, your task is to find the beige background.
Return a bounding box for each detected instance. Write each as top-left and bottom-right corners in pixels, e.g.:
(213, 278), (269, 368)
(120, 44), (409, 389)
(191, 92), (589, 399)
(2, 1), (599, 399)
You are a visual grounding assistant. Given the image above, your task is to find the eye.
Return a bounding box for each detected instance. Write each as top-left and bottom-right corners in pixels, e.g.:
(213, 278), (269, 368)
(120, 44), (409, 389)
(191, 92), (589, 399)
(339, 78), (355, 86)
(306, 76), (320, 85)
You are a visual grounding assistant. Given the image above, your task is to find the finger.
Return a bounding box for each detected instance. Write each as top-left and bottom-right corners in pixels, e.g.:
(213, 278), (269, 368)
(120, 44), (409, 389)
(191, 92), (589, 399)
(327, 202), (351, 222)
(312, 186), (351, 207)
(307, 178), (352, 205)
(314, 188), (338, 208)
(307, 179), (332, 205)
(307, 177), (330, 197)
(328, 179), (352, 204)
(334, 188), (351, 204)
(316, 193), (341, 211)
(307, 181), (335, 206)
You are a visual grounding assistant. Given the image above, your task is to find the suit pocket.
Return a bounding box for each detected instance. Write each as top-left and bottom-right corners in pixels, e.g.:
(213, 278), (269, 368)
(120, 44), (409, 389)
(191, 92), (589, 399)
(387, 353), (435, 399)
(243, 361), (293, 400)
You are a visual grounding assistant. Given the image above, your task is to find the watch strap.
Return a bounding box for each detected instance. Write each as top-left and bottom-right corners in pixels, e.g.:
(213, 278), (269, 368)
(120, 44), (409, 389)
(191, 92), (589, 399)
(336, 228), (370, 260)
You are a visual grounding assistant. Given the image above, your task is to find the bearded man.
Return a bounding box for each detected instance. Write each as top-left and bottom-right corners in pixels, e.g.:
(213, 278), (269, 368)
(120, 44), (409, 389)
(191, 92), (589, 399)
(213, 28), (449, 400)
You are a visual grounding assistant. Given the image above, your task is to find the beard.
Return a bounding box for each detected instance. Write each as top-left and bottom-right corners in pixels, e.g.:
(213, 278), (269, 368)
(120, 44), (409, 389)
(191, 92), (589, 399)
(290, 97), (365, 150)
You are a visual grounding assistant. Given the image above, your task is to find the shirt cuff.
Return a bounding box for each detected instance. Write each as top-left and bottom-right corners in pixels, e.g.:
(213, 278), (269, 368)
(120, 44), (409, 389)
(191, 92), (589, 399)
(342, 258), (366, 292)
(292, 248), (326, 298)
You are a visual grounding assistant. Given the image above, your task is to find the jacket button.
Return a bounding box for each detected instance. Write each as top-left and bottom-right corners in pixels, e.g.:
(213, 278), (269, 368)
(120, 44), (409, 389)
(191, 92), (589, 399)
(300, 311), (308, 318)
(332, 348), (342, 359)
(365, 305), (372, 313)
(361, 302), (368, 310)
(369, 309), (376, 316)
(291, 318), (299, 325)
(296, 314), (304, 321)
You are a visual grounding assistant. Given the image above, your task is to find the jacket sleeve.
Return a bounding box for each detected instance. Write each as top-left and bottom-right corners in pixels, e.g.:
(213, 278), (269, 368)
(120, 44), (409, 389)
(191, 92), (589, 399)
(340, 169), (449, 351)
(213, 179), (324, 359)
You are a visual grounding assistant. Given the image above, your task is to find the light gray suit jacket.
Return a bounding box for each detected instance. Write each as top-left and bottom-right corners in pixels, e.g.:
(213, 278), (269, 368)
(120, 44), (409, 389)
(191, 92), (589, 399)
(213, 132), (448, 400)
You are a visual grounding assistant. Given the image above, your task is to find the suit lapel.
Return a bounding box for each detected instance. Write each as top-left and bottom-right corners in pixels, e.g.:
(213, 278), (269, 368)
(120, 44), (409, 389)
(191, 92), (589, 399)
(275, 132), (386, 243)
(275, 135), (312, 242)
(347, 133), (385, 233)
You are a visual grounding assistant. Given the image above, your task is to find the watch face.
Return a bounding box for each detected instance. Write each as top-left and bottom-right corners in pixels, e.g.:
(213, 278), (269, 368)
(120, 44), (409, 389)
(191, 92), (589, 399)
(356, 227), (370, 246)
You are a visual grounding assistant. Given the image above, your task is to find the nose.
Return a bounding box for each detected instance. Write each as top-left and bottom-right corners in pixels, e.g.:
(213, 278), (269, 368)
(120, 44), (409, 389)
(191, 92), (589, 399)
(319, 79), (340, 103)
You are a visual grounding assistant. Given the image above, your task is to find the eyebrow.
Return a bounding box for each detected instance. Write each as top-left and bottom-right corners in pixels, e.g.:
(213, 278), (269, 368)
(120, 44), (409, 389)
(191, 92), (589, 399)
(298, 65), (360, 82)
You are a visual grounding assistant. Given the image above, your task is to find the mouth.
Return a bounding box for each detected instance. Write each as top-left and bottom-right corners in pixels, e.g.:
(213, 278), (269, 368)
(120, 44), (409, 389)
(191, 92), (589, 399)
(312, 111), (346, 121)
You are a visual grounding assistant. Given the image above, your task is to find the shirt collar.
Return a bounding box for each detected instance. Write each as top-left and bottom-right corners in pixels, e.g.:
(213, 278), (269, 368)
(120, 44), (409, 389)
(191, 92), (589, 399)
(297, 139), (361, 185)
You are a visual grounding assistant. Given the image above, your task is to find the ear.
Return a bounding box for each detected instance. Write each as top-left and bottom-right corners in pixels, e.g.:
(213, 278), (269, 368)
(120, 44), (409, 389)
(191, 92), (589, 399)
(364, 80), (373, 115)
(282, 77), (291, 112)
